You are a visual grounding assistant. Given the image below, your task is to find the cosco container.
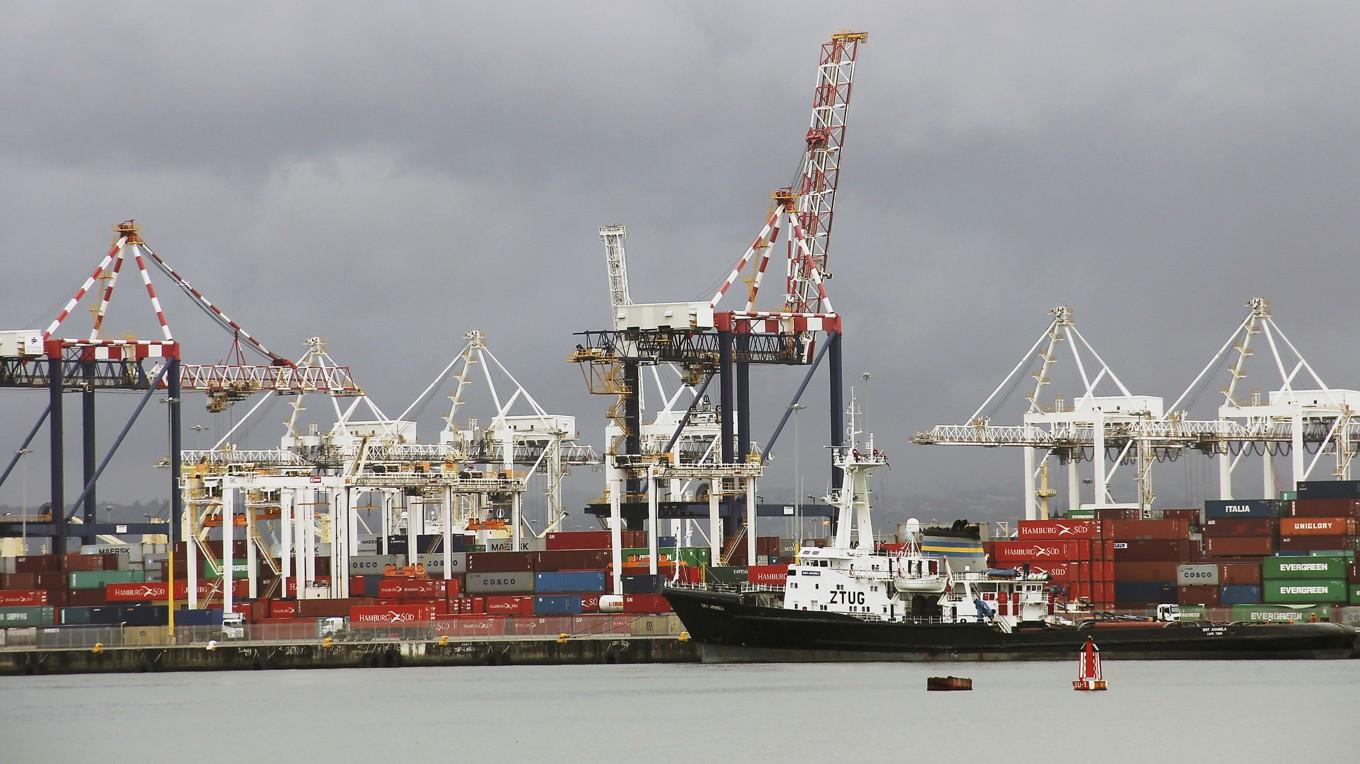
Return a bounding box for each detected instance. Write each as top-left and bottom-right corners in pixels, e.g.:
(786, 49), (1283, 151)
(534, 571), (607, 594)
(416, 552), (466, 576)
(348, 554), (404, 575)
(465, 571), (534, 594)
(1261, 578), (1348, 604)
(1177, 564), (1220, 587)
(1204, 499), (1280, 519)
(1262, 556), (1347, 579)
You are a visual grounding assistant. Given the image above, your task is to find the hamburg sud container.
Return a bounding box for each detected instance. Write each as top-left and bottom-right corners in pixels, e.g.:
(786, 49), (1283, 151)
(1015, 519), (1100, 539)
(534, 571), (606, 594)
(0, 590), (50, 606)
(1204, 499), (1280, 519)
(349, 603), (436, 627)
(1262, 579), (1348, 604)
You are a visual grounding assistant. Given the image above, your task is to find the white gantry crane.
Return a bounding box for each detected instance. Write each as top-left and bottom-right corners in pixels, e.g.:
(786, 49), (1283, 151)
(1164, 297), (1360, 498)
(914, 306), (1166, 519)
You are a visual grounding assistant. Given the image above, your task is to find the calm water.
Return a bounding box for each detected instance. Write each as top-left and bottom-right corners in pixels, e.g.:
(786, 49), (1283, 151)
(2, 660), (1355, 763)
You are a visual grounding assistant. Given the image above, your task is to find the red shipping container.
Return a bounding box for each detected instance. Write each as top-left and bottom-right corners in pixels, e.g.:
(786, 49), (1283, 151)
(544, 531), (612, 551)
(1094, 507), (1140, 520)
(1015, 519), (1100, 540)
(1291, 498), (1360, 518)
(1201, 517), (1278, 536)
(455, 615), (508, 637)
(282, 577), (331, 597)
(992, 540), (1090, 563)
(0, 589), (49, 606)
(106, 580), (246, 603)
(622, 593), (669, 613)
(1217, 562), (1262, 586)
(580, 593), (601, 613)
(1112, 561), (1180, 581)
(486, 595), (535, 616)
(349, 603), (436, 627)
(445, 577), (463, 599)
(296, 598), (359, 618)
(534, 550), (611, 571)
(1203, 536), (1275, 556)
(14, 555), (60, 573)
(1159, 508), (1201, 523)
(34, 572), (65, 589)
(62, 553), (108, 571)
(466, 551), (535, 573)
(66, 588), (107, 607)
(349, 575), (366, 596)
(1029, 562), (1073, 580)
(1110, 540), (1192, 562)
(1178, 585), (1221, 606)
(748, 564), (789, 586)
(268, 600), (299, 618)
(756, 536), (781, 556)
(1104, 519), (1190, 541)
(1280, 517), (1357, 537)
(1278, 535), (1355, 552)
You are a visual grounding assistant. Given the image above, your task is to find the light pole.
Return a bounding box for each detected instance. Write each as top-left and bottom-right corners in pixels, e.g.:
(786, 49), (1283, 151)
(789, 403), (807, 544)
(17, 447), (32, 550)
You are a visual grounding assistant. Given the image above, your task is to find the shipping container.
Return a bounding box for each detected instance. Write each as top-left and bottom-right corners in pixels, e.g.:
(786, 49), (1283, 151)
(621, 593), (670, 614)
(1112, 561), (1179, 581)
(414, 552), (467, 576)
(173, 608), (224, 626)
(748, 564), (789, 586)
(465, 571), (535, 594)
(1291, 497), (1360, 518)
(68, 570), (145, 590)
(1176, 564), (1220, 587)
(1262, 556), (1347, 580)
(1280, 517), (1357, 537)
(1218, 584), (1261, 605)
(348, 554), (405, 575)
(534, 571), (607, 594)
(1261, 579), (1348, 604)
(349, 603), (436, 627)
(485, 595), (534, 616)
(992, 540), (1091, 563)
(14, 555), (60, 573)
(295, 598), (359, 618)
(1110, 540), (1192, 562)
(1203, 536), (1275, 557)
(66, 588), (107, 607)
(0, 606), (55, 626)
(707, 566), (749, 587)
(1177, 585), (1220, 606)
(1104, 519), (1189, 541)
(1230, 603), (1335, 623)
(1295, 480), (1360, 500)
(621, 574), (663, 594)
(533, 550), (611, 572)
(1277, 535), (1356, 553)
(533, 595), (583, 616)
(1015, 519), (1100, 540)
(1204, 499), (1280, 519)
(465, 551), (535, 573)
(377, 578), (444, 600)
(544, 530), (612, 551)
(1217, 561), (1263, 586)
(0, 589), (49, 607)
(1112, 581), (1177, 604)
(1351, 583), (1360, 604)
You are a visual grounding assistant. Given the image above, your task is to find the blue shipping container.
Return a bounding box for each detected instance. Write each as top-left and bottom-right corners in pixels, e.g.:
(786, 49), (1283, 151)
(534, 571), (606, 594)
(657, 536), (678, 548)
(1296, 480), (1360, 499)
(533, 595), (583, 615)
(1204, 499), (1279, 519)
(122, 605), (169, 626)
(175, 608), (224, 626)
(1220, 585), (1262, 605)
(622, 574), (663, 594)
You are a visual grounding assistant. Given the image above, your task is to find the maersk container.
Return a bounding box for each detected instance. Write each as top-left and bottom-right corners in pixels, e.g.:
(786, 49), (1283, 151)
(1261, 578), (1348, 604)
(1204, 499), (1279, 519)
(68, 570), (145, 589)
(1230, 604), (1334, 623)
(0, 606), (55, 626)
(534, 571), (606, 594)
(1218, 585), (1261, 605)
(1261, 556), (1347, 580)
(533, 595), (583, 616)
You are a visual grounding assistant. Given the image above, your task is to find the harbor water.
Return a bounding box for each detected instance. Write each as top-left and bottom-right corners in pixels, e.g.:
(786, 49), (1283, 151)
(2, 660), (1355, 763)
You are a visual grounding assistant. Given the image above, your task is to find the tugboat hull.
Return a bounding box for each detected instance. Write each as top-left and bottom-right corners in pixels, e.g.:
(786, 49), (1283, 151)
(665, 587), (1358, 663)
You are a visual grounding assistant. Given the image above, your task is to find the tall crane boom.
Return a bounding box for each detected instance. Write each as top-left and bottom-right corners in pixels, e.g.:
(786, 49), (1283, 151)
(786, 31), (867, 315)
(600, 225), (632, 312)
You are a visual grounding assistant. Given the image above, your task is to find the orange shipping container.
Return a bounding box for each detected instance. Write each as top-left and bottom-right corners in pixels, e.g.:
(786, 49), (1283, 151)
(1279, 516), (1357, 537)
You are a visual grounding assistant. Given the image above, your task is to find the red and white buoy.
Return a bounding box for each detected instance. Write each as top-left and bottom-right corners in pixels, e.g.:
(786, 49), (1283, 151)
(1072, 636), (1108, 691)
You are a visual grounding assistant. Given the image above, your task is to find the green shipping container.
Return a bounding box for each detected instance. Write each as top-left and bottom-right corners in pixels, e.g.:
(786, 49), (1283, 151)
(68, 569), (145, 589)
(1351, 584), (1360, 605)
(1261, 578), (1348, 604)
(707, 566), (749, 586)
(203, 559), (250, 579)
(0, 606), (56, 626)
(1176, 604), (1207, 621)
(1280, 491), (1297, 501)
(1261, 556), (1347, 580)
(1230, 604), (1334, 623)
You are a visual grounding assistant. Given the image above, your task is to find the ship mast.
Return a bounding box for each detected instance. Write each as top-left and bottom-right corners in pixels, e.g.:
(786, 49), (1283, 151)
(829, 390), (888, 550)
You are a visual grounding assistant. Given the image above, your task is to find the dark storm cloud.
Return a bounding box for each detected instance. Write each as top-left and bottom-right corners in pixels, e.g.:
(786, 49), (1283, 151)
(3, 2), (1359, 522)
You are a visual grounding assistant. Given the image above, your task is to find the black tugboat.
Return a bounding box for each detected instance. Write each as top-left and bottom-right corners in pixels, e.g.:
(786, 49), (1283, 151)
(664, 405), (1357, 662)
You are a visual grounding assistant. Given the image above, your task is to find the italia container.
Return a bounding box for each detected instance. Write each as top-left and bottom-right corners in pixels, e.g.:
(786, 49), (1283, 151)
(68, 570), (145, 589)
(0, 606), (55, 626)
(1261, 579), (1348, 604)
(1204, 499), (1280, 519)
(1262, 556), (1347, 580)
(1231, 604), (1334, 623)
(533, 595), (583, 615)
(534, 571), (606, 594)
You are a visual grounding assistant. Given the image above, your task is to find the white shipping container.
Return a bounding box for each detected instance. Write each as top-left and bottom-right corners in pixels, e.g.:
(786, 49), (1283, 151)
(349, 554), (405, 575)
(417, 552), (467, 576)
(1177, 564), (1220, 587)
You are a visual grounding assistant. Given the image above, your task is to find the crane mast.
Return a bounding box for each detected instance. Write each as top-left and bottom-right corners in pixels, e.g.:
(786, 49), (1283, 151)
(600, 225), (632, 311)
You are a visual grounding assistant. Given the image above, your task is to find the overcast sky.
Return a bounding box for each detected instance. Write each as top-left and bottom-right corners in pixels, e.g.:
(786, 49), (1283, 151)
(3, 2), (1359, 526)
